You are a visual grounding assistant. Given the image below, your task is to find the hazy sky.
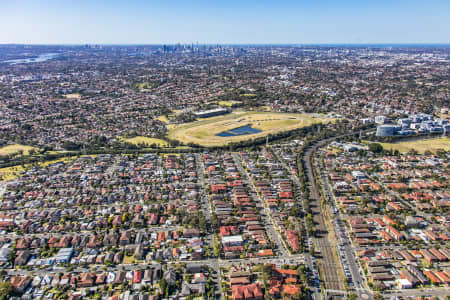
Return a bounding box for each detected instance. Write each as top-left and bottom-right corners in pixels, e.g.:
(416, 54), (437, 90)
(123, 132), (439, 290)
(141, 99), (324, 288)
(1, 0), (449, 44)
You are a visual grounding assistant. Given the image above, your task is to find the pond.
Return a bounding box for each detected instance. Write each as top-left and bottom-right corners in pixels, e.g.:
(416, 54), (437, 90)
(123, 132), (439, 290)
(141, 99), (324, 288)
(216, 125), (262, 137)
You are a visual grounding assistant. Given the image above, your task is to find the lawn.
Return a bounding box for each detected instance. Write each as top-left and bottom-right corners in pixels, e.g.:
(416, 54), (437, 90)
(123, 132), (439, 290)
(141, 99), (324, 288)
(0, 144), (40, 156)
(326, 146), (343, 155)
(377, 137), (450, 154)
(121, 136), (169, 147)
(167, 111), (333, 147)
(122, 255), (135, 264)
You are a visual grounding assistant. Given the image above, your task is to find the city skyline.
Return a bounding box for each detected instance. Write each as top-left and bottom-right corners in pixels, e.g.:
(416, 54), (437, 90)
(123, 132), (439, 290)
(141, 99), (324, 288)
(1, 0), (449, 44)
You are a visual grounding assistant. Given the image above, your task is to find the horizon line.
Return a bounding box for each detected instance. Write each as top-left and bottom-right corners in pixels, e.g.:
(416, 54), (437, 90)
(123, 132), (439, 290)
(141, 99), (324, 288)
(1, 43), (450, 47)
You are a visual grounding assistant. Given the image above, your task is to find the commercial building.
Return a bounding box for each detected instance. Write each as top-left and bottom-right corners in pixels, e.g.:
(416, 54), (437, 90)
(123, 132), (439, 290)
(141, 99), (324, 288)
(193, 108), (229, 118)
(222, 235), (244, 247)
(375, 115), (389, 125)
(54, 248), (74, 264)
(376, 125), (397, 137)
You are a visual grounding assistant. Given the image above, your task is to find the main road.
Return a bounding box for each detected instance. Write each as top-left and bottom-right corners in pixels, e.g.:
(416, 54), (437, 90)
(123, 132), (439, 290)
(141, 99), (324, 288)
(303, 137), (344, 293)
(302, 132), (373, 299)
(317, 150), (371, 300)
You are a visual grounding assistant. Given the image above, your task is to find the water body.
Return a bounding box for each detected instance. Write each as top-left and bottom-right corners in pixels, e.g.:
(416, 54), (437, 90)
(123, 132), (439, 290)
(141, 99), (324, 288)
(4, 53), (60, 65)
(216, 125), (261, 137)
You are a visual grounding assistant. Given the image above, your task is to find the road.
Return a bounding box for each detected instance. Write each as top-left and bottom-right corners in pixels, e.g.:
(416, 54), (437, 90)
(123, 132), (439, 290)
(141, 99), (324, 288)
(195, 153), (212, 226)
(195, 153), (222, 299)
(231, 153), (289, 257)
(0, 182), (7, 198)
(272, 148), (323, 300)
(384, 288), (450, 299)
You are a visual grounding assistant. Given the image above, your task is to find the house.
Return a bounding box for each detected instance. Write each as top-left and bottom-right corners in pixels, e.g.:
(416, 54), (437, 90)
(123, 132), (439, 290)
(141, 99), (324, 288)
(407, 265), (429, 285)
(104, 232), (119, 246)
(386, 226), (404, 240)
(11, 276), (32, 293)
(434, 271), (450, 284)
(134, 245), (145, 260)
(400, 270), (419, 286)
(423, 270), (441, 284)
(77, 272), (96, 288)
(421, 249), (438, 263)
(286, 231), (299, 252)
(59, 274), (71, 286)
(257, 249), (274, 257)
(186, 265), (203, 273)
(180, 282), (205, 296)
(114, 271), (126, 284)
(231, 283), (263, 300)
(15, 238), (31, 250)
(282, 284), (301, 296)
(230, 277), (251, 285)
(95, 273), (106, 285)
(54, 247), (73, 263)
(429, 248), (447, 262)
(86, 235), (100, 248)
(119, 231), (131, 245)
(183, 228), (200, 238)
(14, 250), (31, 266)
(163, 269), (176, 286)
(397, 278), (412, 289)
(133, 270), (142, 283)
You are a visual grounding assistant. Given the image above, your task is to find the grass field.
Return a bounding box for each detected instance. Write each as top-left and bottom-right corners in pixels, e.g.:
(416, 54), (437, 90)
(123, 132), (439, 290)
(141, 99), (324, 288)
(122, 136), (169, 147)
(167, 111), (333, 147)
(0, 144), (40, 156)
(137, 82), (153, 92)
(156, 115), (169, 123)
(377, 137), (450, 154)
(217, 100), (242, 107)
(64, 93), (81, 99)
(0, 165), (28, 181)
(0, 156), (77, 182)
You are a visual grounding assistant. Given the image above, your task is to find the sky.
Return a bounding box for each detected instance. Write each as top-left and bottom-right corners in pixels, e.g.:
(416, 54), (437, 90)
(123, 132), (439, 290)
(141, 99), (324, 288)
(0, 0), (449, 44)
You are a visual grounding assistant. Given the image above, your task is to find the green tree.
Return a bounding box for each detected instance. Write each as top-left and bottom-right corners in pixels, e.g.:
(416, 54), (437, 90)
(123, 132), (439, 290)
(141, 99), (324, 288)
(0, 282), (12, 300)
(373, 293), (383, 300)
(159, 277), (168, 295)
(260, 264), (272, 287)
(213, 235), (222, 258)
(368, 143), (383, 153)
